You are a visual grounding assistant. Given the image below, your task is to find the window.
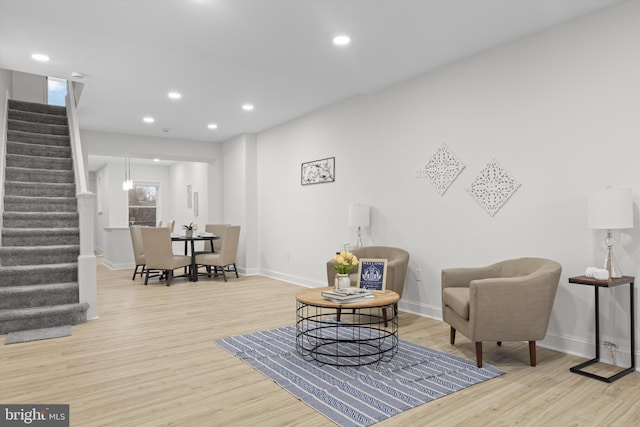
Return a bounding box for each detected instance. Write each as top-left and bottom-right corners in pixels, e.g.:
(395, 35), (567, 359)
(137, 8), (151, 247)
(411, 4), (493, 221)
(128, 183), (158, 226)
(47, 77), (67, 106)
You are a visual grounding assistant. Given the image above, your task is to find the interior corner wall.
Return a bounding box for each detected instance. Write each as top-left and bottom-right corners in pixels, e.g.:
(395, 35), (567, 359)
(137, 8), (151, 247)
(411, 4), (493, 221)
(222, 133), (258, 274)
(251, 1), (640, 362)
(9, 70), (46, 103)
(168, 162), (209, 228)
(0, 69), (12, 99)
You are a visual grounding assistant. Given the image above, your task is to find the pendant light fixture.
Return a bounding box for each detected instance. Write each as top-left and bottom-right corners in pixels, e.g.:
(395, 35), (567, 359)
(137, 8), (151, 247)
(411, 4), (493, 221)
(122, 157), (133, 191)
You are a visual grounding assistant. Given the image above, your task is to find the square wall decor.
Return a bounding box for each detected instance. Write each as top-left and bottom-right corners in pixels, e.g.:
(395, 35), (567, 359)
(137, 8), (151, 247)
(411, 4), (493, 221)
(468, 158), (520, 217)
(417, 144), (465, 195)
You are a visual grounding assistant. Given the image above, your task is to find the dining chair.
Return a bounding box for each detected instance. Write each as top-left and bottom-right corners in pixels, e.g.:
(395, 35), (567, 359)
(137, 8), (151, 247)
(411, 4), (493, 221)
(198, 224), (230, 253)
(129, 225), (146, 280)
(195, 225), (241, 281)
(141, 227), (192, 286)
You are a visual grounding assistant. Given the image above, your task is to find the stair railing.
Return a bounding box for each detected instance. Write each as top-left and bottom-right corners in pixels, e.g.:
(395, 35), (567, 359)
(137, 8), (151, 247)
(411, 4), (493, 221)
(66, 80), (98, 320)
(0, 88), (8, 247)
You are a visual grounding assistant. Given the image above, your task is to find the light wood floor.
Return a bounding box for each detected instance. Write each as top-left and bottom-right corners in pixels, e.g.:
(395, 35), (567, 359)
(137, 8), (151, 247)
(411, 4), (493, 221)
(1, 260), (638, 427)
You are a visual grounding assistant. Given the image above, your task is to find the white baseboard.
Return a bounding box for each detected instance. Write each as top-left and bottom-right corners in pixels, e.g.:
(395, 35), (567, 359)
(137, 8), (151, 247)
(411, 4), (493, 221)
(102, 259), (135, 270)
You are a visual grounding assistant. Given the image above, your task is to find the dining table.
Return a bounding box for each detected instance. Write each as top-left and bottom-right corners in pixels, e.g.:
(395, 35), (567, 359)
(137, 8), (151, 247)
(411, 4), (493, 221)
(171, 233), (220, 281)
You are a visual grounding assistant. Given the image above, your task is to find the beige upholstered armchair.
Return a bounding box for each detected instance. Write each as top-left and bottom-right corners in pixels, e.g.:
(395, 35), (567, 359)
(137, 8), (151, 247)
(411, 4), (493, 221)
(326, 246), (410, 298)
(441, 257), (562, 367)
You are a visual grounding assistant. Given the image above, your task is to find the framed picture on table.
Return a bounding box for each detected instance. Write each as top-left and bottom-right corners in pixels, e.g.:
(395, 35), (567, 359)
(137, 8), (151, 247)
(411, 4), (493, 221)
(357, 259), (388, 292)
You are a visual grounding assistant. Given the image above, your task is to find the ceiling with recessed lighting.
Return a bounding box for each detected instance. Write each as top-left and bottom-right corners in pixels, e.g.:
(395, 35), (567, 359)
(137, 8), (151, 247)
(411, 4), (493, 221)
(0, 0), (624, 144)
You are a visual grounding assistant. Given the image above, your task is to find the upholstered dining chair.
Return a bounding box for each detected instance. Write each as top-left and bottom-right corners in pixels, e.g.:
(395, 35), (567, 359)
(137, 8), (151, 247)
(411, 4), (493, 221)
(198, 224), (230, 253)
(140, 227), (192, 286)
(441, 257), (562, 367)
(195, 225), (241, 282)
(129, 225), (146, 280)
(326, 246), (410, 324)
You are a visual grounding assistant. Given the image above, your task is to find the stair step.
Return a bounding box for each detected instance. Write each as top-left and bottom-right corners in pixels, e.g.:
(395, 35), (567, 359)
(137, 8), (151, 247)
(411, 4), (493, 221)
(4, 181), (76, 198)
(8, 100), (67, 116)
(6, 130), (70, 147)
(0, 283), (79, 310)
(6, 153), (72, 171)
(0, 245), (80, 266)
(8, 108), (68, 126)
(3, 195), (77, 213)
(0, 263), (78, 287)
(5, 167), (74, 184)
(6, 140), (71, 158)
(0, 100), (87, 336)
(3, 212), (79, 228)
(0, 302), (88, 334)
(2, 228), (79, 246)
(8, 119), (69, 136)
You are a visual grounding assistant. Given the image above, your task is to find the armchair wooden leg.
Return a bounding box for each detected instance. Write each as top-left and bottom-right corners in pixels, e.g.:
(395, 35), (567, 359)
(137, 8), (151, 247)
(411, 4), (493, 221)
(450, 327), (456, 345)
(529, 341), (537, 366)
(132, 265), (139, 280)
(475, 342), (483, 367)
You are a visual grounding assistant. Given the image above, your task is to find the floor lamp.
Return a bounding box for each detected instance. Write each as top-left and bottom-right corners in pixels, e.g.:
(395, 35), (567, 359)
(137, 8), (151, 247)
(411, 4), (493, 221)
(349, 203), (370, 249)
(587, 188), (634, 278)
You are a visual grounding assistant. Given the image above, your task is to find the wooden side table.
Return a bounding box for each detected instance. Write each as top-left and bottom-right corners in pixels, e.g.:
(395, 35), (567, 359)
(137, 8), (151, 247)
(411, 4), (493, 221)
(568, 275), (635, 383)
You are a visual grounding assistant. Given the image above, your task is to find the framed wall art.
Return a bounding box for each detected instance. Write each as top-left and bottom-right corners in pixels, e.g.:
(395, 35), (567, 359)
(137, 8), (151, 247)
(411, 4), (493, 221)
(301, 157), (335, 185)
(193, 192), (199, 217)
(356, 258), (388, 292)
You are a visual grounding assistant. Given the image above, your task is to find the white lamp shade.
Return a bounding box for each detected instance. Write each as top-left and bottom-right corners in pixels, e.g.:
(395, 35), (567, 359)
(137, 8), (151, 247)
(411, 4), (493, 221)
(349, 203), (370, 227)
(588, 188), (633, 229)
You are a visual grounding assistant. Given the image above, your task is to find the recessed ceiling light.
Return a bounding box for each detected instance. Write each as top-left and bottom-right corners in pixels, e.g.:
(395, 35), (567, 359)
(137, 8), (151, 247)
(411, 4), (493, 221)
(31, 53), (50, 62)
(168, 92), (181, 100)
(208, 123), (218, 129)
(71, 72), (85, 79)
(332, 35), (351, 46)
(143, 117), (154, 123)
(242, 104), (254, 111)
(153, 158), (160, 162)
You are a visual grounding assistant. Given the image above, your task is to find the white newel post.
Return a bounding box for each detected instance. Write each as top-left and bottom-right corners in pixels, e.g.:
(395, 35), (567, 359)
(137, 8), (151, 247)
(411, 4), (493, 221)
(77, 191), (98, 320)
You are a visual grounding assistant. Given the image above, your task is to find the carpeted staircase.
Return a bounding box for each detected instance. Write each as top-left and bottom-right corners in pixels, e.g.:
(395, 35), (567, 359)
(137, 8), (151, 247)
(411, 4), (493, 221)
(0, 99), (89, 334)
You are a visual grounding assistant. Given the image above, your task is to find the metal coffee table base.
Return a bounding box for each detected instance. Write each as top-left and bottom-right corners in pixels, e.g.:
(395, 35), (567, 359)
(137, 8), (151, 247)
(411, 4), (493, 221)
(296, 302), (398, 367)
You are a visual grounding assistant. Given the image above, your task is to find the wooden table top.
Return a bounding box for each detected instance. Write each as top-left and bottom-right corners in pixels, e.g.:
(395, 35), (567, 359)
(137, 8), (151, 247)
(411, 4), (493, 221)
(568, 275), (635, 287)
(296, 286), (399, 308)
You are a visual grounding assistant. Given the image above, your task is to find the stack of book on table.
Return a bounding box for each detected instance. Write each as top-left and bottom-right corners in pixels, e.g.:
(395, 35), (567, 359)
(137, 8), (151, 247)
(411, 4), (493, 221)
(321, 288), (374, 303)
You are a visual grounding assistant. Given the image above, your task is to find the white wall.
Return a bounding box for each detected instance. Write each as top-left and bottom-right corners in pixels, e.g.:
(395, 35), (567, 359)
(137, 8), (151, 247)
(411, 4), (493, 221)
(82, 129), (223, 229)
(222, 133), (258, 274)
(250, 2), (640, 363)
(11, 71), (46, 103)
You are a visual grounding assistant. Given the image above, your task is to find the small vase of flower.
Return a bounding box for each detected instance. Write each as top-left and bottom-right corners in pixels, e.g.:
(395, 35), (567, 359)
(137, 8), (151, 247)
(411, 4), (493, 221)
(331, 251), (359, 289)
(182, 222), (196, 238)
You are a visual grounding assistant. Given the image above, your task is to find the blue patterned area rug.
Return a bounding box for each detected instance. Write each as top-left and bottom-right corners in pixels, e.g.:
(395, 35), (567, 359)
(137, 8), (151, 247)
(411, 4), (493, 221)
(216, 326), (504, 427)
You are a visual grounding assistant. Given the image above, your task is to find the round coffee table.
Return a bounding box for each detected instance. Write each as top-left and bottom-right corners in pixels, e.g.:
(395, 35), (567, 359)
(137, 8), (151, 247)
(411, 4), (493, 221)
(295, 287), (399, 367)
